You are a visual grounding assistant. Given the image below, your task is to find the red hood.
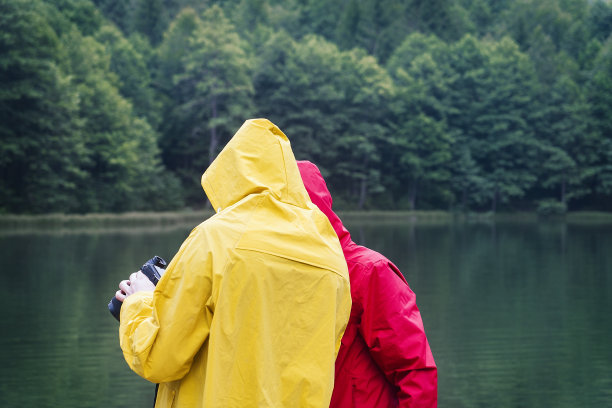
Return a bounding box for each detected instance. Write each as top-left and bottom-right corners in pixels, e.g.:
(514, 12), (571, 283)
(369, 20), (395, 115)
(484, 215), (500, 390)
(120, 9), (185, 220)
(297, 161), (351, 247)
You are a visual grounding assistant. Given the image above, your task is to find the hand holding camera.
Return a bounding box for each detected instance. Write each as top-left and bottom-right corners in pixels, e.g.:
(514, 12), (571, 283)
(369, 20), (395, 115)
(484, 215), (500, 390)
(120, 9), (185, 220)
(109, 256), (168, 321)
(115, 271), (153, 300)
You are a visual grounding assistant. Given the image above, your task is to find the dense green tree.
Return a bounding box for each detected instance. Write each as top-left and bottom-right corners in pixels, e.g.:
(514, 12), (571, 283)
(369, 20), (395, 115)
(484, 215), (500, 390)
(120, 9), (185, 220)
(253, 32), (352, 169)
(3, 0), (612, 213)
(387, 42), (454, 209)
(332, 48), (394, 208)
(472, 38), (541, 211)
(155, 7), (201, 189)
(301, 0), (342, 40)
(587, 0), (612, 42)
(534, 75), (594, 205)
(181, 5), (254, 164)
(0, 0), (88, 213)
(579, 38), (603, 70)
(500, 0), (575, 50)
(162, 6), (253, 204)
(62, 28), (181, 211)
(450, 144), (491, 209)
(467, 0), (493, 36)
(92, 0), (131, 33)
(326, 0), (472, 63)
(406, 0), (473, 42)
(498, 0), (591, 84)
(334, 0), (361, 50)
(226, 0), (276, 57)
(254, 33), (393, 208)
(341, 0), (406, 60)
(387, 32), (449, 76)
(96, 25), (161, 128)
(587, 39), (612, 196)
(423, 35), (490, 209)
(155, 7), (201, 96)
(251, 30), (296, 121)
(444, 36), (540, 211)
(232, 0), (269, 33)
(49, 0), (103, 36)
(133, 0), (165, 45)
(388, 33), (495, 210)
(389, 112), (453, 209)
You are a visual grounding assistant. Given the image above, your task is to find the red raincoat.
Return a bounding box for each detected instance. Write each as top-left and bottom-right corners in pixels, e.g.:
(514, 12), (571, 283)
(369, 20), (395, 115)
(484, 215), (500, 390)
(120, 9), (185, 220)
(298, 161), (438, 408)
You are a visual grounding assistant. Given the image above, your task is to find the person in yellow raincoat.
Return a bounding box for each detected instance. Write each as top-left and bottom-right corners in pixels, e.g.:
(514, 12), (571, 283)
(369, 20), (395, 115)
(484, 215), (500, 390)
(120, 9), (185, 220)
(116, 119), (351, 408)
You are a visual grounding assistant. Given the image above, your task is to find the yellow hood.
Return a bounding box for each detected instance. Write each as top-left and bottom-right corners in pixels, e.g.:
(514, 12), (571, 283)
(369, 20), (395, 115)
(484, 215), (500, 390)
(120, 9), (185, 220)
(120, 119), (351, 408)
(202, 118), (309, 212)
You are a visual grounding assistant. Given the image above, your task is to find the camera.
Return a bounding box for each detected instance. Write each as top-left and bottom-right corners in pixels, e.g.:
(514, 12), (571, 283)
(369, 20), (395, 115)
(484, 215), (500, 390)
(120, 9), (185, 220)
(108, 255), (168, 321)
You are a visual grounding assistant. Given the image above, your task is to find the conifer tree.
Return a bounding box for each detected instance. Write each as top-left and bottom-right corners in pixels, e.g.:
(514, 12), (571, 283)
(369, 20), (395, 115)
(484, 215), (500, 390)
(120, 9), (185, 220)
(164, 5), (253, 204)
(388, 49), (453, 209)
(0, 0), (87, 213)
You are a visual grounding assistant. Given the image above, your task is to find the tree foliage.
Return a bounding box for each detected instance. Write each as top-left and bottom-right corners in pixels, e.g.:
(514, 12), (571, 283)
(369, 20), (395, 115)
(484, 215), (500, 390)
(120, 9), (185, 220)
(253, 33), (393, 208)
(1, 0), (181, 213)
(1, 0), (612, 213)
(0, 0), (87, 212)
(158, 5), (253, 203)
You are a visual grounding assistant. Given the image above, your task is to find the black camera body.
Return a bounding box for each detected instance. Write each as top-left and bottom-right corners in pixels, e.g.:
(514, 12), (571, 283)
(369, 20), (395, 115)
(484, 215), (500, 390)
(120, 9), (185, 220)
(108, 256), (168, 321)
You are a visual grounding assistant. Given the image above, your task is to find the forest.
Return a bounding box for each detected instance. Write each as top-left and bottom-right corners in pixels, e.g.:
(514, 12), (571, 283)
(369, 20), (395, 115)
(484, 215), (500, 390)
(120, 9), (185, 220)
(1, 0), (612, 214)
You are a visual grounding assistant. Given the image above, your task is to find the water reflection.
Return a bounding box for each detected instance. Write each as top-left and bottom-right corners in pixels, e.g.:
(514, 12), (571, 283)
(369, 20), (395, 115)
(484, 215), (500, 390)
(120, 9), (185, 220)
(347, 220), (612, 408)
(0, 220), (610, 407)
(0, 226), (193, 408)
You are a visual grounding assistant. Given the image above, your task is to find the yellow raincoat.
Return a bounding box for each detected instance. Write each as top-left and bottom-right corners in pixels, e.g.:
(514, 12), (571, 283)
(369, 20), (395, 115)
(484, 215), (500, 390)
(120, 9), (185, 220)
(120, 119), (351, 407)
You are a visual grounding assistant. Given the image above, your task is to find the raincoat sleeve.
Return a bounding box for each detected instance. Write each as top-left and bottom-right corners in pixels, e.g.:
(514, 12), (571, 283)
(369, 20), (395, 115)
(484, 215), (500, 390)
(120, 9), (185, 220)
(358, 261), (437, 408)
(119, 227), (214, 383)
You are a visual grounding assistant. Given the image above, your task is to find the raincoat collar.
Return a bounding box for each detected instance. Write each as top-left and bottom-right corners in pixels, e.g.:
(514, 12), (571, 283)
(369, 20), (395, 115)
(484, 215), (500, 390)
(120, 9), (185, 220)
(202, 119), (310, 212)
(297, 161), (352, 246)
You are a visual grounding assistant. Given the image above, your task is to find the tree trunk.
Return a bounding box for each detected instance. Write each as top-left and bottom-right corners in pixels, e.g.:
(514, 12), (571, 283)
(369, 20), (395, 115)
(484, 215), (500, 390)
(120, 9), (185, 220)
(358, 177), (367, 209)
(409, 179), (418, 210)
(491, 187), (498, 213)
(357, 156), (370, 209)
(561, 178), (566, 204)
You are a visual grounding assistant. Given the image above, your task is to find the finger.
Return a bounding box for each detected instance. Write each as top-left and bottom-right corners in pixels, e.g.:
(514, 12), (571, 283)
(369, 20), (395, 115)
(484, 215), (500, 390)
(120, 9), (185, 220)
(115, 290), (126, 302)
(119, 280), (132, 295)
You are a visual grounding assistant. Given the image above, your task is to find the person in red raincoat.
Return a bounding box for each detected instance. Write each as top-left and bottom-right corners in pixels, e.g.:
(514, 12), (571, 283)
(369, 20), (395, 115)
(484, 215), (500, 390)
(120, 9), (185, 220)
(297, 161), (438, 408)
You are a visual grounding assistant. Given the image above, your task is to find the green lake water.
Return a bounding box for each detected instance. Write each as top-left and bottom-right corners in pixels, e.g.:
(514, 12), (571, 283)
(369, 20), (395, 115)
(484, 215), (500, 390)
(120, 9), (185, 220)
(0, 218), (610, 407)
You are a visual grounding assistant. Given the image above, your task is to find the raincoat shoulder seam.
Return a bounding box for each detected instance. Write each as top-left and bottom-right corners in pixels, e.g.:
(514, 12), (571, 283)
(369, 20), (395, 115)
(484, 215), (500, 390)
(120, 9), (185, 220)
(350, 255), (393, 272)
(235, 246), (348, 280)
(363, 257), (407, 285)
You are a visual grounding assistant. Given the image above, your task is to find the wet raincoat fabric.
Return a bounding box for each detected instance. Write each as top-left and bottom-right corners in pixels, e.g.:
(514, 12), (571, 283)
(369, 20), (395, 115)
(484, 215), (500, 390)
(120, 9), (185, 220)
(297, 161), (437, 408)
(119, 119), (352, 408)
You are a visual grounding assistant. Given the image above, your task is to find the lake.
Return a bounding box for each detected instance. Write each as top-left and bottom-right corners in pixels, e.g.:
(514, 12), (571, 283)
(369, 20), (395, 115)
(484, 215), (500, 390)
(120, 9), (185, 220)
(0, 217), (610, 407)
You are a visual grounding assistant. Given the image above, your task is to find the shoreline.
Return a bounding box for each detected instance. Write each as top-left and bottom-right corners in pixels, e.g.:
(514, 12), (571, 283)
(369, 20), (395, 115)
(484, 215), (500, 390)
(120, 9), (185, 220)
(1, 210), (612, 230)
